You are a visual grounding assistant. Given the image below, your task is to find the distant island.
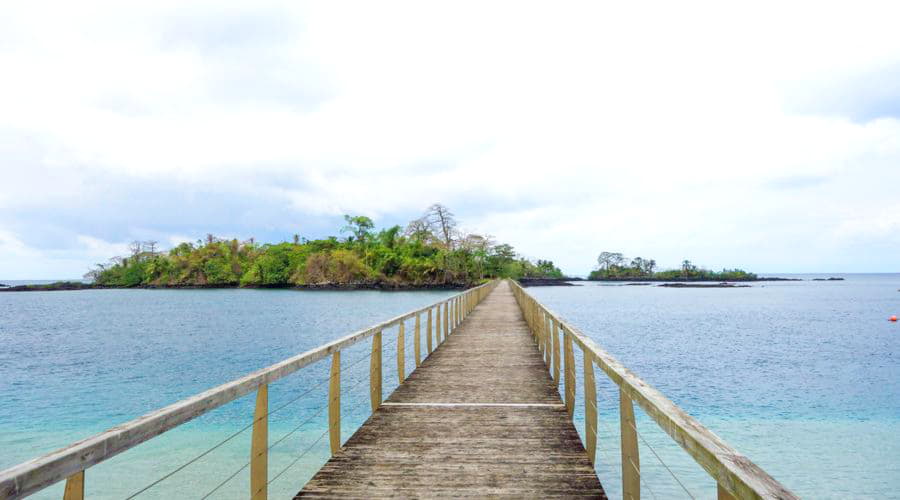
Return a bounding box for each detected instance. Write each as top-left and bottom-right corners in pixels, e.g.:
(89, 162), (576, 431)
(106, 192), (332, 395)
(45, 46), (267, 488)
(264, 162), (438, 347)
(16, 204), (564, 291)
(587, 251), (796, 282)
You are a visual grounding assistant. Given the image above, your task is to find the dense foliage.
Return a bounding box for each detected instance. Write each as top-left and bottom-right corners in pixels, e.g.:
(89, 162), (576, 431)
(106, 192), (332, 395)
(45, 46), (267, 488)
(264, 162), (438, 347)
(588, 252), (757, 281)
(88, 205), (564, 287)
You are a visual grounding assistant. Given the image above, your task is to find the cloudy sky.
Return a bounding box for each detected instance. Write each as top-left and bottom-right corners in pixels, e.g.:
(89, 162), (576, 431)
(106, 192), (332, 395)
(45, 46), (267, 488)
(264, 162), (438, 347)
(1, 1), (899, 278)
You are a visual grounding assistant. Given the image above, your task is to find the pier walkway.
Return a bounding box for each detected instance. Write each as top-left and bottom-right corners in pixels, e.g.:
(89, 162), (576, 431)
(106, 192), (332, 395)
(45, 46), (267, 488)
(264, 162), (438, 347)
(297, 281), (605, 497)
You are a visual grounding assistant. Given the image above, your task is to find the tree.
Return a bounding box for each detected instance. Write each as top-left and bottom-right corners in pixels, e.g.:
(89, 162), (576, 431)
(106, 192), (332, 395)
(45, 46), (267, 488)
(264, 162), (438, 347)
(128, 241), (142, 257)
(596, 251), (625, 272)
(681, 259), (696, 277)
(342, 215), (374, 242)
(424, 204), (457, 248)
(404, 217), (432, 242)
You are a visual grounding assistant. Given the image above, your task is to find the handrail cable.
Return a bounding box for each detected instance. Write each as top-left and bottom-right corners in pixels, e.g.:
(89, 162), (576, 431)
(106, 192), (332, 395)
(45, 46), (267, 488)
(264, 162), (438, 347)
(264, 390), (375, 492)
(585, 397), (696, 499)
(126, 340), (380, 498)
(199, 340), (404, 499)
(627, 456), (659, 500)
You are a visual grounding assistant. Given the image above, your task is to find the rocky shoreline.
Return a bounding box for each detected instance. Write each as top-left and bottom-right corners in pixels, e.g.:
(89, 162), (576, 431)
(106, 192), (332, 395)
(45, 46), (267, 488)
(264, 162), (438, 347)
(517, 278), (580, 287)
(0, 281), (474, 292)
(658, 282), (751, 288)
(589, 276), (801, 282)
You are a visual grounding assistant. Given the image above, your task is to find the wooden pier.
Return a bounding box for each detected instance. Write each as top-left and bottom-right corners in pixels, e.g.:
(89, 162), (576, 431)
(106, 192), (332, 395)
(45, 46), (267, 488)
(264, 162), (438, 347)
(297, 281), (605, 497)
(1, 279), (798, 500)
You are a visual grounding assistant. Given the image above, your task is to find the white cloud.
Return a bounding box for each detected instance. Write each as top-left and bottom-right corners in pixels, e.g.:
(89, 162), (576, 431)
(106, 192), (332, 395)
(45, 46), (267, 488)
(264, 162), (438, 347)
(1, 0), (899, 276)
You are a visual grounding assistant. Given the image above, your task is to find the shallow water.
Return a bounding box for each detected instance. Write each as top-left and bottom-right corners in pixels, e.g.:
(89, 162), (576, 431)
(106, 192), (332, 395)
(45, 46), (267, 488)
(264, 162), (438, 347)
(1, 275), (898, 499)
(530, 274), (900, 499)
(0, 287), (455, 499)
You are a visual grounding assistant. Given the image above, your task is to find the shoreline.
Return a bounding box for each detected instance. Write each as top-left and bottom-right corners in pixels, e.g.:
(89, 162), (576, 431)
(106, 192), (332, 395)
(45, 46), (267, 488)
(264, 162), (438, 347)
(0, 281), (473, 292)
(587, 277), (803, 282)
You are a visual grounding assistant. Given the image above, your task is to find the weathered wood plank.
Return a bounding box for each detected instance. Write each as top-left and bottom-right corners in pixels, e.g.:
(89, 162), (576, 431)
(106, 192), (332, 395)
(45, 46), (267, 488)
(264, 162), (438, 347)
(297, 281), (604, 498)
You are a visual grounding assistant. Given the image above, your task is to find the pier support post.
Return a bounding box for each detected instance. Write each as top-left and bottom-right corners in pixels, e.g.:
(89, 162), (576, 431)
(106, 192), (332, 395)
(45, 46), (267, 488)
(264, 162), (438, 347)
(718, 484), (737, 500)
(329, 352), (340, 455)
(414, 313), (421, 367)
(251, 384), (268, 500)
(564, 333), (575, 417)
(397, 323), (405, 383)
(620, 389), (640, 500)
(426, 309), (433, 354)
(584, 352), (597, 465)
(552, 320), (561, 385)
(370, 331), (382, 412)
(62, 471), (83, 500)
(436, 306), (443, 344)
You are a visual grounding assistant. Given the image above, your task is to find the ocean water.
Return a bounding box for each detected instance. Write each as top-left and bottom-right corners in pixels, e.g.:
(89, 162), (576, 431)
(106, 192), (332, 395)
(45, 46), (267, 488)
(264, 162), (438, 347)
(530, 274), (900, 499)
(0, 287), (457, 499)
(1, 275), (898, 499)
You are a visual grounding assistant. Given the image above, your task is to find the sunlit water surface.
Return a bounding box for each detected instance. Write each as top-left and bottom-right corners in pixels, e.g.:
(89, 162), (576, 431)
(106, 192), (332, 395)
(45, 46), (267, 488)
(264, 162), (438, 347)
(2, 274), (898, 498)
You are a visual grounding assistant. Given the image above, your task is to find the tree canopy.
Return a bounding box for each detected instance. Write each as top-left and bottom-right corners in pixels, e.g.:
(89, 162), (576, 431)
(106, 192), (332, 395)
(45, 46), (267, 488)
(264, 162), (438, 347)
(89, 205), (564, 287)
(588, 252), (756, 281)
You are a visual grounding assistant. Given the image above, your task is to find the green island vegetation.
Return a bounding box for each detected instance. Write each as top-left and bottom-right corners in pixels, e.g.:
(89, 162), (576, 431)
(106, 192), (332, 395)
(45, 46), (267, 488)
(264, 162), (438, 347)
(587, 251), (758, 281)
(87, 204), (563, 288)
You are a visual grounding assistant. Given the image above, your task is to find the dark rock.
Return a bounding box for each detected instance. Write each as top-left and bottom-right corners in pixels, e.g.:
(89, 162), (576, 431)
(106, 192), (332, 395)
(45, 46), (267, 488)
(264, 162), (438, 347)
(658, 282), (750, 288)
(518, 278), (578, 287)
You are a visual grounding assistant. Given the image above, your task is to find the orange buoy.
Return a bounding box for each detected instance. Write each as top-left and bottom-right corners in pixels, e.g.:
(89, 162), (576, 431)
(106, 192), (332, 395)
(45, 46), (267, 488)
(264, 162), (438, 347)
(891, 315), (898, 322)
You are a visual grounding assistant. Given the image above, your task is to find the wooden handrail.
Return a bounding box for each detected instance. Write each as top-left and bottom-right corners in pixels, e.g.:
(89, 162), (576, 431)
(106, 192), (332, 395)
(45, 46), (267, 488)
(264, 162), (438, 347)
(0, 281), (497, 499)
(509, 279), (798, 500)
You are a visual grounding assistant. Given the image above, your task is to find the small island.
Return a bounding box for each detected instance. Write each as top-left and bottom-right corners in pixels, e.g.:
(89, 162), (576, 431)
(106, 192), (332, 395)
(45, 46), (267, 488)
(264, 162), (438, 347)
(1, 205), (565, 292)
(587, 251), (798, 282)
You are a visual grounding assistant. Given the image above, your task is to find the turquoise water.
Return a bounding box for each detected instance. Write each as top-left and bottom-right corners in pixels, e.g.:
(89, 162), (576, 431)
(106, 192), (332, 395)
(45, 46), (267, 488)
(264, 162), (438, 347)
(2, 276), (898, 498)
(0, 287), (456, 499)
(531, 274), (900, 499)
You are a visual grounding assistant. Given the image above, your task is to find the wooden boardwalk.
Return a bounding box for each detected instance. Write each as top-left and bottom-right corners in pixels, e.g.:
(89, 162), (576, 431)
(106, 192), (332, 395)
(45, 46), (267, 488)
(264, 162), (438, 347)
(296, 281), (606, 498)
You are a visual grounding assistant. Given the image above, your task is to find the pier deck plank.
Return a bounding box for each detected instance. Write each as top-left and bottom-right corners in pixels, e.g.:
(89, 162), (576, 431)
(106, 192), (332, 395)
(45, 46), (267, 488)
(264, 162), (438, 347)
(296, 281), (605, 498)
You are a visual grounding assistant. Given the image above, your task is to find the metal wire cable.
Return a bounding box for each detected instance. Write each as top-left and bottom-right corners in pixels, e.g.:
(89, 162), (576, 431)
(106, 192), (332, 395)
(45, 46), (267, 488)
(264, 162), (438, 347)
(127, 343), (377, 498)
(263, 392), (376, 493)
(584, 397), (696, 500)
(627, 456), (660, 500)
(198, 339), (404, 499)
(628, 420), (696, 500)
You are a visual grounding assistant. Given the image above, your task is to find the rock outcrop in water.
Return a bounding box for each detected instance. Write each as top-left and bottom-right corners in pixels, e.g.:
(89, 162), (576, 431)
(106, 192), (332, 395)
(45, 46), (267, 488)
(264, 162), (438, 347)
(658, 282), (751, 288)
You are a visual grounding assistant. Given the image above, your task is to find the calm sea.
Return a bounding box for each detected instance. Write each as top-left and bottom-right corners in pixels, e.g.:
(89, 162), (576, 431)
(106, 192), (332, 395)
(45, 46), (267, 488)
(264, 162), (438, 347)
(1, 274), (898, 498)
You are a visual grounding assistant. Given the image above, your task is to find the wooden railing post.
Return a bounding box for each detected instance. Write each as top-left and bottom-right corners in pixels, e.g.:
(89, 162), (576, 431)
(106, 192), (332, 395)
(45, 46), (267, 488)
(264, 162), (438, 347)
(426, 309), (433, 354)
(397, 323), (405, 383)
(620, 388), (640, 500)
(370, 331), (382, 412)
(62, 471), (83, 500)
(564, 332), (575, 417)
(718, 484), (737, 500)
(251, 384), (268, 500)
(443, 302), (449, 338)
(544, 313), (551, 367)
(584, 351), (597, 465)
(436, 306), (443, 343)
(552, 320), (561, 385)
(328, 352), (341, 455)
(414, 313), (421, 367)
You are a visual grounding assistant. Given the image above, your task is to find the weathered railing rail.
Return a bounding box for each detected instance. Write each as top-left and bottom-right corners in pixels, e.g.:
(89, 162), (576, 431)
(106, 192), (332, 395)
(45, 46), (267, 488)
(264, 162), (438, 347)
(0, 280), (498, 500)
(510, 280), (798, 500)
